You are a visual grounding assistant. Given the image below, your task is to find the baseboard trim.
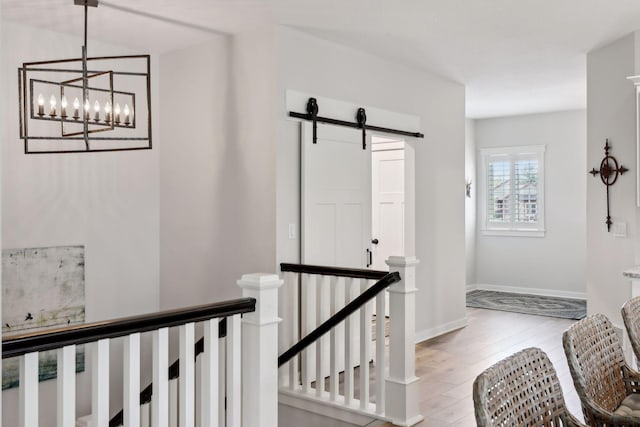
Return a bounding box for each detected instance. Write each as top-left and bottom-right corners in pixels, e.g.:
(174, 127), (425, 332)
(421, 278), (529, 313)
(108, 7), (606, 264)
(470, 283), (586, 300)
(414, 317), (467, 344)
(279, 389), (384, 426)
(466, 284), (477, 292)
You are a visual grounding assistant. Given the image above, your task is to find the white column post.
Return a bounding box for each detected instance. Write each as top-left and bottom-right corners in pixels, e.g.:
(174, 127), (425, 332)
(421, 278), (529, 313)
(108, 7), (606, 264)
(385, 256), (423, 426)
(237, 273), (283, 427)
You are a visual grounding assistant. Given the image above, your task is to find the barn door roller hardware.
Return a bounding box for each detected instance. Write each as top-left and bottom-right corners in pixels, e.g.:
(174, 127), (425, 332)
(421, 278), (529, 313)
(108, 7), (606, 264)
(589, 139), (628, 232)
(289, 97), (424, 149)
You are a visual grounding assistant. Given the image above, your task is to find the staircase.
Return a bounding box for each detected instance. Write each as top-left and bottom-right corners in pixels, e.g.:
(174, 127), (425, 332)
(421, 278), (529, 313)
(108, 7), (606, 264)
(2, 257), (422, 426)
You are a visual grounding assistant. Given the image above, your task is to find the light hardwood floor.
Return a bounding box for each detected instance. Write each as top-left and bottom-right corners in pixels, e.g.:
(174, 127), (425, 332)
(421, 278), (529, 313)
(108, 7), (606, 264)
(282, 307), (584, 426)
(378, 306), (582, 426)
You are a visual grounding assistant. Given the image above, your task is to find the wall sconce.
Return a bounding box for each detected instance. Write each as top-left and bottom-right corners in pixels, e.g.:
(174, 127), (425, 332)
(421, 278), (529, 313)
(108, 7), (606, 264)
(18, 0), (152, 154)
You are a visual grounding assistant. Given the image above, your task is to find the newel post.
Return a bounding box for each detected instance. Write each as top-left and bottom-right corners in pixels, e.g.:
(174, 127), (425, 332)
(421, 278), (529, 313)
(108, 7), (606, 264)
(385, 256), (423, 426)
(238, 273), (283, 427)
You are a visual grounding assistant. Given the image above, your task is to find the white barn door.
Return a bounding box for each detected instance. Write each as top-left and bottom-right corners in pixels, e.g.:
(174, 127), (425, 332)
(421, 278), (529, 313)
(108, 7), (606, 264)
(301, 122), (372, 268)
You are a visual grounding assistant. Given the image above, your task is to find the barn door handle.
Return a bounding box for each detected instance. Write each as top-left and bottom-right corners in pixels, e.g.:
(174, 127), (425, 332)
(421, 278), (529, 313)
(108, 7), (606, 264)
(366, 248), (372, 267)
(371, 238), (379, 245)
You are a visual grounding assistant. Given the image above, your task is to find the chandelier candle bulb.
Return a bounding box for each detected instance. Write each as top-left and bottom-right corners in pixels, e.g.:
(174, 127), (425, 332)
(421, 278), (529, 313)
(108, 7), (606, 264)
(60, 96), (68, 118)
(104, 102), (111, 123)
(49, 95), (57, 117)
(84, 99), (90, 120)
(114, 103), (121, 124)
(73, 97), (80, 120)
(37, 94), (45, 116)
(123, 104), (130, 125)
(93, 100), (100, 122)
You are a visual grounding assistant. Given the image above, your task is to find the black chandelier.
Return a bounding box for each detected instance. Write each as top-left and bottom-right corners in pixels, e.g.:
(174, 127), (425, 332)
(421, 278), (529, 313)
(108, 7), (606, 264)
(18, 0), (152, 154)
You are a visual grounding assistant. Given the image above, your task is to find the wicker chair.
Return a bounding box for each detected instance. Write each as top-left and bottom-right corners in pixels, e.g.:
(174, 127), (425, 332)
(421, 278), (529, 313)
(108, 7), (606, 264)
(622, 296), (640, 363)
(563, 313), (640, 426)
(473, 347), (585, 426)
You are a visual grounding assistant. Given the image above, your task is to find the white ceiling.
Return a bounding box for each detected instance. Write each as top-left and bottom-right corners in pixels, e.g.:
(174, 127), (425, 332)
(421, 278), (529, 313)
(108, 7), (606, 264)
(4, 0), (640, 118)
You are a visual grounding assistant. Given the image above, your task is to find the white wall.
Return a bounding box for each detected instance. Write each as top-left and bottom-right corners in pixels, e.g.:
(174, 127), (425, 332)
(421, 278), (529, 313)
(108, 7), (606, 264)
(1, 22), (161, 425)
(474, 110), (587, 297)
(274, 26), (467, 343)
(159, 37), (245, 308)
(228, 26), (277, 281)
(586, 34), (637, 322)
(465, 119), (476, 286)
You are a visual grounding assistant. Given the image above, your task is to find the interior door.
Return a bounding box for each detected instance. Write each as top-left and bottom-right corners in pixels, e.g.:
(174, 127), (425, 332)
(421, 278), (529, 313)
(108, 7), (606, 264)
(371, 148), (405, 270)
(302, 122), (372, 268)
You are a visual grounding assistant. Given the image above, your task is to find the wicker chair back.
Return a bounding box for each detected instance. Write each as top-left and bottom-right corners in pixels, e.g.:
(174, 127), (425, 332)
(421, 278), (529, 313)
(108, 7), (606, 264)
(622, 296), (640, 362)
(563, 313), (628, 414)
(473, 347), (583, 426)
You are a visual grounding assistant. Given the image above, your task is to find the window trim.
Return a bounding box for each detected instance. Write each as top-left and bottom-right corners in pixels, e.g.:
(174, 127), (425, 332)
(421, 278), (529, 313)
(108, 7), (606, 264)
(479, 145), (546, 237)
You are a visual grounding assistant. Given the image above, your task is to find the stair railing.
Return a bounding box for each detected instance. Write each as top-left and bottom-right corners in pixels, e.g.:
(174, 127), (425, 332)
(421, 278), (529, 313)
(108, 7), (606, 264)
(278, 256), (423, 426)
(3, 272), (282, 427)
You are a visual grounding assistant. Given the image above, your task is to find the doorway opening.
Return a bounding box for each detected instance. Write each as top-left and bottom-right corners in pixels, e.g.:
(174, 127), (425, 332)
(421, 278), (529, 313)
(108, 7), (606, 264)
(371, 136), (405, 270)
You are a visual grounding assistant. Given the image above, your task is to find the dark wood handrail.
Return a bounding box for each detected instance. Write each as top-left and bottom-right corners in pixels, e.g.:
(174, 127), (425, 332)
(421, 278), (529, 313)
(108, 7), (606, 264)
(280, 263), (387, 280)
(278, 271), (400, 367)
(3, 298), (255, 359)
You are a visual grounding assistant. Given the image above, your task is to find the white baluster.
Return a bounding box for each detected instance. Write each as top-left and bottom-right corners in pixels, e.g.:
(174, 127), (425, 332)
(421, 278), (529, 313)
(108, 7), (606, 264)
(301, 274), (316, 393)
(238, 273), (283, 427)
(375, 291), (386, 414)
(140, 402), (151, 427)
(195, 353), (202, 427)
(180, 322), (195, 427)
(218, 337), (226, 427)
(315, 275), (328, 396)
(169, 379), (178, 427)
(344, 278), (357, 405)
(153, 328), (169, 427)
(57, 345), (76, 427)
(359, 283), (372, 409)
(329, 276), (339, 401)
(226, 314), (241, 427)
(20, 351), (39, 427)
(124, 333), (141, 427)
(288, 272), (299, 390)
(385, 257), (423, 426)
(201, 318), (219, 427)
(92, 339), (110, 427)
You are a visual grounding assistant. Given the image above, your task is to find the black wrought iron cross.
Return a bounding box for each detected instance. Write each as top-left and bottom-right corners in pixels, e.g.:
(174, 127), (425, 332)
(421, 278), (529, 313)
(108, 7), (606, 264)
(589, 139), (628, 232)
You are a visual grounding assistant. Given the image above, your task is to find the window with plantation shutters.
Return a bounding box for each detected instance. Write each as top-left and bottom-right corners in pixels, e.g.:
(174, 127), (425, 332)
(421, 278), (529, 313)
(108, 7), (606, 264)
(480, 145), (545, 237)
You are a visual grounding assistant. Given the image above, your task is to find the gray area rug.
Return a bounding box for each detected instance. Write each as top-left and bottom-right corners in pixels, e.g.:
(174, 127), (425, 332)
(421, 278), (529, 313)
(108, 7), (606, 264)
(466, 290), (586, 320)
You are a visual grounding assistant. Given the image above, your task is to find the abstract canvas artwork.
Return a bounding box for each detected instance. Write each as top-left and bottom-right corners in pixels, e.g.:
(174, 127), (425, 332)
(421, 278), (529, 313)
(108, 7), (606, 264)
(2, 245), (85, 389)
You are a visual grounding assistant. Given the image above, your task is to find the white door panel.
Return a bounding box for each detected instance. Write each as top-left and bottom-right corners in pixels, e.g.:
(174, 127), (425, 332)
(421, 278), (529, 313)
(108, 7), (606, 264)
(302, 122), (371, 268)
(372, 149), (405, 270)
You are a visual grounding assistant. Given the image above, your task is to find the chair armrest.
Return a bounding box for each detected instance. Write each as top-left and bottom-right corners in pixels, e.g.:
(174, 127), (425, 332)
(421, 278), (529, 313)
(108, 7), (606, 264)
(623, 364), (640, 394)
(579, 388), (640, 426)
(590, 412), (640, 426)
(561, 412), (587, 427)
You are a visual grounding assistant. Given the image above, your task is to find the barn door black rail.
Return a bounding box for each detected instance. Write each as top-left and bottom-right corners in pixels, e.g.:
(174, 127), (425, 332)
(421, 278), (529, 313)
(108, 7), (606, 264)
(289, 97), (424, 147)
(277, 271), (400, 367)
